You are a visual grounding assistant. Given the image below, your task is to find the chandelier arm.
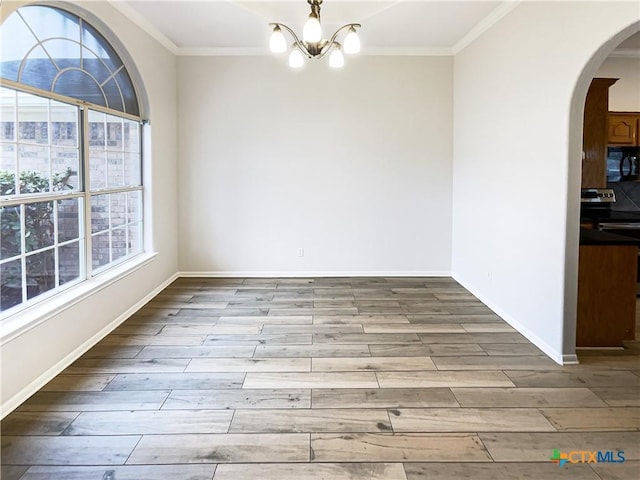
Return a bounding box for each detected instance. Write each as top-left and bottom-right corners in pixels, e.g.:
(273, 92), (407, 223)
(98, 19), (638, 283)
(316, 23), (361, 59)
(269, 22), (312, 58)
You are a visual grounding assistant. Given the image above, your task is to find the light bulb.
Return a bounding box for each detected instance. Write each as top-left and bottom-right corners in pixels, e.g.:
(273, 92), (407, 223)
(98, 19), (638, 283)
(289, 48), (304, 68)
(343, 27), (360, 54)
(303, 14), (322, 43)
(329, 47), (344, 68)
(269, 26), (287, 53)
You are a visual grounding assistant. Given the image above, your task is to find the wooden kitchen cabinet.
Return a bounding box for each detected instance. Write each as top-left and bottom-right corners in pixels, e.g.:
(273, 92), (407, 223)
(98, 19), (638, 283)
(582, 78), (617, 188)
(608, 113), (640, 146)
(577, 242), (637, 347)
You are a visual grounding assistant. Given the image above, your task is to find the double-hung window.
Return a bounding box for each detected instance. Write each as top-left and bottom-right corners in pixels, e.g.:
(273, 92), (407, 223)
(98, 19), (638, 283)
(0, 5), (145, 315)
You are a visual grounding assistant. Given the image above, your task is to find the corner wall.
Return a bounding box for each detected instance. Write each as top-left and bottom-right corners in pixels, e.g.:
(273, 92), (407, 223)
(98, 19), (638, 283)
(1, 1), (179, 414)
(596, 56), (640, 111)
(452, 1), (640, 363)
(177, 56), (453, 276)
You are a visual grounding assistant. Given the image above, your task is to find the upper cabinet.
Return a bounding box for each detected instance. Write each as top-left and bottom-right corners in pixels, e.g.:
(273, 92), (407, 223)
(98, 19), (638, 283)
(582, 78), (617, 188)
(608, 113), (640, 146)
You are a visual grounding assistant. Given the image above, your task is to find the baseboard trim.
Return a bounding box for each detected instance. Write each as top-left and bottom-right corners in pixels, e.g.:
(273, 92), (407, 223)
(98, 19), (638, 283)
(562, 354), (579, 365)
(179, 270), (452, 278)
(452, 272), (566, 365)
(0, 272), (179, 419)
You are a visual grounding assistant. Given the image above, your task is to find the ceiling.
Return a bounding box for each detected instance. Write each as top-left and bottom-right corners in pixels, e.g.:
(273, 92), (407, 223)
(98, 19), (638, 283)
(112, 0), (511, 55)
(111, 1), (640, 57)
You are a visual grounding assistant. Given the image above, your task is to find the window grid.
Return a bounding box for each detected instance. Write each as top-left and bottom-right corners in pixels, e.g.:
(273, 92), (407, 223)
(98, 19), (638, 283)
(1, 5), (144, 317)
(3, 5), (139, 116)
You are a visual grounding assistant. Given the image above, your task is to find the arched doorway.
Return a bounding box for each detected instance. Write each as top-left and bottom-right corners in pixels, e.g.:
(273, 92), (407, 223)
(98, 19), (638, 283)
(565, 23), (640, 361)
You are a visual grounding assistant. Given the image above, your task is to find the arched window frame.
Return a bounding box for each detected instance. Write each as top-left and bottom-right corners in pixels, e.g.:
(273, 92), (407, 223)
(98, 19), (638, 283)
(0, 2), (150, 318)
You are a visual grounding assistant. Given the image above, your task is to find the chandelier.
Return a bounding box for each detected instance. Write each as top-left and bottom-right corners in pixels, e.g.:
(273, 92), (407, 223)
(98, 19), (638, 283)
(268, 0), (361, 68)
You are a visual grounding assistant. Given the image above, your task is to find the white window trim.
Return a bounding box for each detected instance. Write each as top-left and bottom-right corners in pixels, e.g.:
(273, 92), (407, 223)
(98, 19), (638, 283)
(0, 250), (157, 345)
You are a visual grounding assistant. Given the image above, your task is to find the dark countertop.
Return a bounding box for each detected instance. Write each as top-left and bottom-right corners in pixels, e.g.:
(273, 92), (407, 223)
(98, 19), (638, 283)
(581, 209), (640, 225)
(580, 227), (640, 246)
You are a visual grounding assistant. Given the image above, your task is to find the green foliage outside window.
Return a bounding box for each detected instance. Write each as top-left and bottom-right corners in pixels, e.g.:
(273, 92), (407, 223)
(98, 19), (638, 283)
(1, 168), (74, 302)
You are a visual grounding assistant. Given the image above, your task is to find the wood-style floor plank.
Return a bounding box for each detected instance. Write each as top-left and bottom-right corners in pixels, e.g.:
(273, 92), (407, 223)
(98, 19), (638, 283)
(590, 387), (640, 406)
(312, 356), (436, 372)
(254, 344), (371, 358)
(478, 343), (544, 356)
(368, 344), (486, 357)
(213, 463), (407, 480)
(479, 432), (640, 461)
(1, 412), (80, 435)
(229, 408), (392, 433)
(162, 389), (311, 409)
(126, 433), (310, 464)
(313, 315), (409, 324)
(65, 358), (190, 374)
(64, 410), (234, 435)
(388, 407), (556, 432)
(540, 407), (640, 431)
(311, 388), (459, 408)
(136, 345), (255, 358)
(18, 465), (218, 480)
(203, 334), (312, 345)
(589, 461), (640, 480)
(1, 435), (141, 465)
(41, 375), (116, 392)
(505, 369), (640, 387)
(0, 466), (29, 480)
(418, 332), (528, 344)
(314, 333), (421, 344)
(362, 324), (466, 334)
(432, 355), (560, 370)
(161, 324), (262, 335)
(98, 335), (207, 346)
(310, 433), (491, 462)
(243, 372), (380, 389)
(104, 373), (244, 391)
(376, 371), (515, 388)
(403, 462), (598, 480)
(186, 357), (311, 373)
(16, 391), (170, 412)
(451, 387), (607, 407)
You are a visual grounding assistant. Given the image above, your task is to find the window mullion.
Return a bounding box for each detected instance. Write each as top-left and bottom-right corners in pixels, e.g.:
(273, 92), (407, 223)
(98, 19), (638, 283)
(20, 204), (27, 305)
(81, 108), (92, 280)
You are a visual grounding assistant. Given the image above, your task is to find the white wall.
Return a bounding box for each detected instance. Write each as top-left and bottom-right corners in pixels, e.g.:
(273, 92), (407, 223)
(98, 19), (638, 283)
(178, 56), (453, 275)
(452, 1), (640, 363)
(1, 1), (179, 414)
(596, 56), (640, 111)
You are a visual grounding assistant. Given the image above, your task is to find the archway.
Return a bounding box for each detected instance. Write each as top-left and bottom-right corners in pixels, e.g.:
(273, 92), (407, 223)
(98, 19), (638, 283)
(564, 22), (640, 361)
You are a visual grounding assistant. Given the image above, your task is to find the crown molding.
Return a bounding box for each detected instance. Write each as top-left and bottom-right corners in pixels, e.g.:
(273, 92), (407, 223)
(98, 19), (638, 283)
(452, 0), (522, 55)
(361, 47), (453, 56)
(177, 47), (453, 57)
(107, 0), (179, 55)
(178, 47), (267, 56)
(609, 48), (640, 58)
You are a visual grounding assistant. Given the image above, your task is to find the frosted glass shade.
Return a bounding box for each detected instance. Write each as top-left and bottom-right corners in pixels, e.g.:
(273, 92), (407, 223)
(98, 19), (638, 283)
(343, 28), (360, 54)
(269, 27), (287, 53)
(303, 15), (322, 43)
(328, 48), (344, 68)
(289, 48), (304, 68)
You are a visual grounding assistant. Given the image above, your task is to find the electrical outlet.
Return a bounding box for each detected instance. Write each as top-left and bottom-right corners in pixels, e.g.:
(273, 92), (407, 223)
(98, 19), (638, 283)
(487, 271), (493, 281)
(297, 247), (304, 257)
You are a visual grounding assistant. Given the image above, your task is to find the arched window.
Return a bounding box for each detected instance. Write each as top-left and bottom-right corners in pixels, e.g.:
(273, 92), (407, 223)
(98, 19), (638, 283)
(1, 5), (139, 115)
(0, 5), (145, 315)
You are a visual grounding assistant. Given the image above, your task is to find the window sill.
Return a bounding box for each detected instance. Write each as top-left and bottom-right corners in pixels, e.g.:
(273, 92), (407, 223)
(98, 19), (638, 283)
(0, 252), (158, 346)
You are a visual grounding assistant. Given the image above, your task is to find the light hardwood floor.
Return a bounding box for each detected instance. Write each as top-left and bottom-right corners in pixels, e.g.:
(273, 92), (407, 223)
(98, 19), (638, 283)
(2, 277), (639, 480)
